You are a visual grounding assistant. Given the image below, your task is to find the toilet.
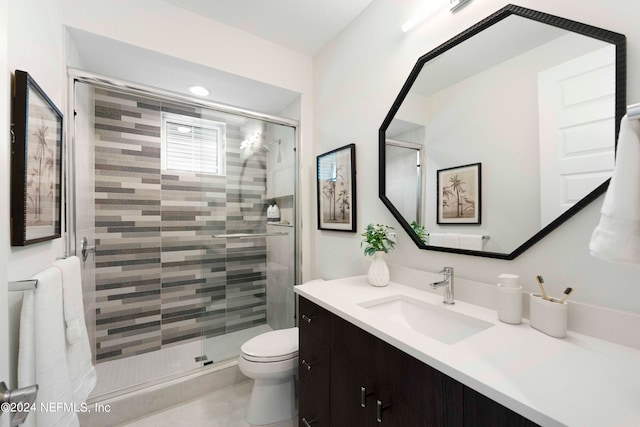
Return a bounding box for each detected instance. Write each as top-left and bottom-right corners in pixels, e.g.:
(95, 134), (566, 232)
(239, 327), (299, 426)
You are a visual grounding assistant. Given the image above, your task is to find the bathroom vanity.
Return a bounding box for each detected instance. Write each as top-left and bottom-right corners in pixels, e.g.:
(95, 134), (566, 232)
(295, 277), (640, 426)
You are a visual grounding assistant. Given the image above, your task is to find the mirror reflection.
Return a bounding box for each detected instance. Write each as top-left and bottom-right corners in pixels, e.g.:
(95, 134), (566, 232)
(382, 9), (624, 258)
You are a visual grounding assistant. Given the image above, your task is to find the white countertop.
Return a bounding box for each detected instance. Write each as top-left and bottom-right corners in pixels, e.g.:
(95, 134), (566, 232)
(295, 276), (640, 427)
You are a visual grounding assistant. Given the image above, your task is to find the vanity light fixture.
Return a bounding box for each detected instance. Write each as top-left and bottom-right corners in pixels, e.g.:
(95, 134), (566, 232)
(401, 0), (448, 33)
(188, 85), (210, 97)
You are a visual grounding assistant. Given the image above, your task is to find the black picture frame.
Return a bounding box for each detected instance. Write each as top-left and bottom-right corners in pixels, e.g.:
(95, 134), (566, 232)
(11, 70), (63, 246)
(437, 162), (481, 224)
(317, 144), (356, 232)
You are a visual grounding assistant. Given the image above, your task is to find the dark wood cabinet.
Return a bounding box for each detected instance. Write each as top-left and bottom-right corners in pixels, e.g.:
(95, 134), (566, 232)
(463, 386), (539, 427)
(298, 298), (332, 426)
(298, 296), (539, 427)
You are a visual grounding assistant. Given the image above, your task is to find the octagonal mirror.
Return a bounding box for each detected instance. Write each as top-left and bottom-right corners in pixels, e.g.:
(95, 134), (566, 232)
(379, 4), (626, 259)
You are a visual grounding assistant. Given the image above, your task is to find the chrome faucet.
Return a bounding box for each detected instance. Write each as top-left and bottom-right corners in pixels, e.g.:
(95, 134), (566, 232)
(429, 267), (454, 305)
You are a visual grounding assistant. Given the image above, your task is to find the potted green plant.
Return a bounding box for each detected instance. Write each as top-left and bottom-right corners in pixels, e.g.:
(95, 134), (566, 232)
(411, 221), (428, 244)
(361, 224), (395, 286)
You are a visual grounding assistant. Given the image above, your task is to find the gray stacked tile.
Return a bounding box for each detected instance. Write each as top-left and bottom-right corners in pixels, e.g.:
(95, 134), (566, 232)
(93, 88), (267, 362)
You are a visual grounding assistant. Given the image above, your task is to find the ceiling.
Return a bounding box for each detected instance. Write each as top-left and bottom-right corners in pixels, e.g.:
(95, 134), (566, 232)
(68, 27), (301, 115)
(164, 0), (375, 55)
(68, 1), (374, 115)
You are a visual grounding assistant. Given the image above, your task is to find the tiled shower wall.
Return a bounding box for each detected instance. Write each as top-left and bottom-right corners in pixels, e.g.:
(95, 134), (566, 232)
(92, 88), (268, 362)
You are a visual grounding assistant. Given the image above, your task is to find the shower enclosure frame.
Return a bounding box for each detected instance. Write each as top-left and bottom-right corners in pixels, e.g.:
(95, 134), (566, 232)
(65, 68), (303, 361)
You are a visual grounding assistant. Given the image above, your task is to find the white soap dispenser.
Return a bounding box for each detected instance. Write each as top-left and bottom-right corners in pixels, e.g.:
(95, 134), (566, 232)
(272, 202), (280, 223)
(497, 274), (522, 324)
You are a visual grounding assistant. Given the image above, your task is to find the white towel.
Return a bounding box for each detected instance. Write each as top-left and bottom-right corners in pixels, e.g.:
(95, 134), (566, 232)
(459, 234), (484, 250)
(428, 233), (445, 247)
(53, 256), (85, 344)
(444, 233), (460, 249)
(427, 233), (460, 248)
(53, 256), (97, 404)
(18, 267), (79, 427)
(590, 114), (640, 264)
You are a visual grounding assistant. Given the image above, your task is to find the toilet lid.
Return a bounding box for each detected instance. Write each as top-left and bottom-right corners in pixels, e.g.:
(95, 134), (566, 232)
(241, 327), (298, 362)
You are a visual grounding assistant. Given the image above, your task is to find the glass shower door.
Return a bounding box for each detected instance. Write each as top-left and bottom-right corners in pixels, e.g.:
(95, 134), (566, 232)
(200, 119), (297, 364)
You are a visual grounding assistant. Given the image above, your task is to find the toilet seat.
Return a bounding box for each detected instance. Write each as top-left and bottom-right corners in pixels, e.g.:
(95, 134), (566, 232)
(240, 327), (298, 363)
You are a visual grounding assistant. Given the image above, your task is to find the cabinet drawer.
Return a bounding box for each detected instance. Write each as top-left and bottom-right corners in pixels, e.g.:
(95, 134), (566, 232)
(299, 297), (331, 344)
(463, 386), (539, 427)
(299, 380), (330, 427)
(299, 330), (331, 400)
(331, 314), (376, 377)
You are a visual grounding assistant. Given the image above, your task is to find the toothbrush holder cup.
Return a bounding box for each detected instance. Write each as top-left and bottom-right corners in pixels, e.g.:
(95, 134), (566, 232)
(529, 294), (568, 338)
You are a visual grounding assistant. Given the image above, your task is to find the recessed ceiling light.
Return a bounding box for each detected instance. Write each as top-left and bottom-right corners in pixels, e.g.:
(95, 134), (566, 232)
(188, 85), (210, 97)
(177, 126), (192, 134)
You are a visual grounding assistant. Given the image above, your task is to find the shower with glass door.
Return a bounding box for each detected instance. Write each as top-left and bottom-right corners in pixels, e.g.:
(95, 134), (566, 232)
(69, 75), (298, 397)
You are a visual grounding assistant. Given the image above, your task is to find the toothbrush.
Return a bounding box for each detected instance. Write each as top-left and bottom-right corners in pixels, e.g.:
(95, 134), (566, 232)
(536, 275), (550, 300)
(558, 287), (574, 304)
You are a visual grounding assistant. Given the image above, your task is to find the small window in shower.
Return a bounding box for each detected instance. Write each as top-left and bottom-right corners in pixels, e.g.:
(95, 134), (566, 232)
(161, 112), (226, 175)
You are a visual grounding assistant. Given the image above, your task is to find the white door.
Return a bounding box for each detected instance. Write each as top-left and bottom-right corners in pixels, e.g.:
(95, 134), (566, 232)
(537, 45), (616, 227)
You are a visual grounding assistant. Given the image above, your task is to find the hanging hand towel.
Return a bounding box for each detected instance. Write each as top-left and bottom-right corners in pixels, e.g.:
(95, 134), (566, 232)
(444, 233), (460, 249)
(428, 233), (446, 247)
(53, 256), (85, 344)
(53, 256), (97, 404)
(589, 114), (640, 264)
(18, 267), (79, 427)
(459, 234), (484, 251)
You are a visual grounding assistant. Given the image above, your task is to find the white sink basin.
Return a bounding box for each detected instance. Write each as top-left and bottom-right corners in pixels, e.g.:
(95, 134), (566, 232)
(360, 295), (493, 344)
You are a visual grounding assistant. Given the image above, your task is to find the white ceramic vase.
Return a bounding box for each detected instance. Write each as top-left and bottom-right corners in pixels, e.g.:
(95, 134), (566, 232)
(368, 251), (389, 287)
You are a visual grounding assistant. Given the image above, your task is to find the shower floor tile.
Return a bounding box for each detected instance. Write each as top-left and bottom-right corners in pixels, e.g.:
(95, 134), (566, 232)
(91, 324), (274, 398)
(117, 380), (298, 427)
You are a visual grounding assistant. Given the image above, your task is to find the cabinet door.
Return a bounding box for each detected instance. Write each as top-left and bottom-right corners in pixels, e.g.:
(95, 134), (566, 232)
(463, 386), (540, 427)
(330, 354), (376, 427)
(375, 385), (417, 427)
(375, 339), (463, 427)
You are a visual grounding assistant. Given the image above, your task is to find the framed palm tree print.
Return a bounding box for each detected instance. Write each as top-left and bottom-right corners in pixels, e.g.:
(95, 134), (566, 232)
(317, 144), (356, 232)
(437, 163), (481, 224)
(11, 70), (63, 245)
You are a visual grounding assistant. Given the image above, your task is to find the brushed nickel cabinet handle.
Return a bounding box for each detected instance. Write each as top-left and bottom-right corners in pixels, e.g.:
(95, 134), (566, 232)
(360, 386), (374, 408)
(301, 359), (316, 371)
(301, 314), (314, 323)
(301, 416), (315, 427)
(376, 399), (390, 423)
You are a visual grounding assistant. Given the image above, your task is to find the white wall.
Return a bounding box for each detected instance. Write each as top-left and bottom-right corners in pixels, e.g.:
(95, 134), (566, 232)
(7, 0), (66, 273)
(4, 0), (66, 388)
(2, 0), (316, 389)
(0, 0), (11, 413)
(62, 0), (316, 282)
(313, 0), (640, 315)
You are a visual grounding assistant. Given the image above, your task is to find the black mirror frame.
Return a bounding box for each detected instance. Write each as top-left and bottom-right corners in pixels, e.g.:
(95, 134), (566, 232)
(379, 4), (626, 260)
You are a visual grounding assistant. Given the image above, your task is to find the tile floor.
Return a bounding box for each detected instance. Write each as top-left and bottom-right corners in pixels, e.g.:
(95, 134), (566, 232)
(118, 380), (298, 427)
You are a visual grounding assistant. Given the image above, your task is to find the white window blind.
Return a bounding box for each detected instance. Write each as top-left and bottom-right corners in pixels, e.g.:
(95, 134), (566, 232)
(162, 113), (226, 175)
